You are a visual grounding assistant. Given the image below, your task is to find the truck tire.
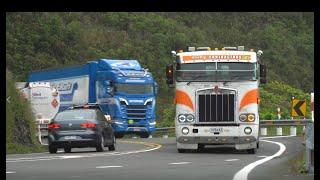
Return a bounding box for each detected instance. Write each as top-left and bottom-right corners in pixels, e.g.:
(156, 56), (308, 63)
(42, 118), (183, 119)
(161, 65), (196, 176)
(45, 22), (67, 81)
(198, 144), (205, 151)
(247, 148), (256, 154)
(177, 149), (187, 153)
(49, 144), (57, 154)
(140, 132), (150, 138)
(115, 133), (124, 139)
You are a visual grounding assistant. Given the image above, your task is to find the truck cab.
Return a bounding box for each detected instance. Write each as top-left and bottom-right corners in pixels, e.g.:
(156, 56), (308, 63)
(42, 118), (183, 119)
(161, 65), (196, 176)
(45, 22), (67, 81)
(95, 59), (158, 138)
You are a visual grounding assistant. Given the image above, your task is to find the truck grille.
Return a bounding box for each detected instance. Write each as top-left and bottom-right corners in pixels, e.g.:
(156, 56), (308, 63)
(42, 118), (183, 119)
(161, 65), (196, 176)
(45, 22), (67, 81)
(126, 105), (147, 120)
(197, 89), (235, 122)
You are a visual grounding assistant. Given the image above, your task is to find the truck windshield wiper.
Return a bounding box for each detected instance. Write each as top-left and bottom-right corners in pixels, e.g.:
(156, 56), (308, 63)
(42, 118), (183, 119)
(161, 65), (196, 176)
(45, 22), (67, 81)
(186, 74), (209, 85)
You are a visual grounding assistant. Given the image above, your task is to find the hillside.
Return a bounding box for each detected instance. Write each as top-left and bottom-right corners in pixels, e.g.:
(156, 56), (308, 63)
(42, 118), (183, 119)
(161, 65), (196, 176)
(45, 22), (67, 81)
(6, 12), (313, 129)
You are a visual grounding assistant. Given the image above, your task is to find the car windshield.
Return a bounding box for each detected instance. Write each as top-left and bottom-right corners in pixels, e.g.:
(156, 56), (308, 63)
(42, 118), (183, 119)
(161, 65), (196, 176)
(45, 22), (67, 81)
(176, 62), (257, 82)
(54, 109), (96, 121)
(114, 83), (154, 94)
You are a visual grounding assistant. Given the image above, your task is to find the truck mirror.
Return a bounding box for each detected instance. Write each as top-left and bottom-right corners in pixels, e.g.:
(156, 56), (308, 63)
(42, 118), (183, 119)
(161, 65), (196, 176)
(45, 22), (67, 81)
(154, 82), (159, 95)
(106, 86), (114, 96)
(260, 64), (267, 84)
(166, 64), (174, 85)
(104, 80), (114, 96)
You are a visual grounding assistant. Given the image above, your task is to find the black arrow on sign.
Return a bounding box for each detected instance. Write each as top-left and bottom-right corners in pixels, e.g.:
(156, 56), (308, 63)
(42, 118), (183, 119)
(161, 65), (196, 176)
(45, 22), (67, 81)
(294, 101), (305, 116)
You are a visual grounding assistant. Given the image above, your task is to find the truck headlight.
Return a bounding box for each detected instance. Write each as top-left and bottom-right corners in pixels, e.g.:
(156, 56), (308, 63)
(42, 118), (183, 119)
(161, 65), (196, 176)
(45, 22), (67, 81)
(247, 114), (255, 122)
(182, 127), (189, 135)
(178, 114), (186, 123)
(239, 114), (247, 122)
(186, 114), (195, 122)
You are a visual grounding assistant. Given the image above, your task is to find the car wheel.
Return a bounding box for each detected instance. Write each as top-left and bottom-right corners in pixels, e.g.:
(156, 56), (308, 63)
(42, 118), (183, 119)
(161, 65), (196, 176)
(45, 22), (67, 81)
(108, 136), (116, 151)
(140, 132), (150, 138)
(96, 135), (105, 152)
(64, 147), (72, 153)
(177, 149), (187, 153)
(115, 133), (124, 139)
(247, 148), (256, 154)
(49, 144), (57, 154)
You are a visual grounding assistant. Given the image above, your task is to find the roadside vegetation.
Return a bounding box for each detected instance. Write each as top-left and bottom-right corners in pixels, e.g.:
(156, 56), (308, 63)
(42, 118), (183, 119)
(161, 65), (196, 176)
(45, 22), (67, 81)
(6, 69), (47, 154)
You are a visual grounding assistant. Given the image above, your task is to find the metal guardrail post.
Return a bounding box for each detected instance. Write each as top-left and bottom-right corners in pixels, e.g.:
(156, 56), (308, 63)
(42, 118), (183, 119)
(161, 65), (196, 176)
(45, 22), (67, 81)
(305, 122), (314, 173)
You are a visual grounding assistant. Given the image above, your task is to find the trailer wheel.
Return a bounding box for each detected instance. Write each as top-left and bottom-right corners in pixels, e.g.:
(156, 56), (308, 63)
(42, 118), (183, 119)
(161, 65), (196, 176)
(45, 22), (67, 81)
(48, 145), (57, 154)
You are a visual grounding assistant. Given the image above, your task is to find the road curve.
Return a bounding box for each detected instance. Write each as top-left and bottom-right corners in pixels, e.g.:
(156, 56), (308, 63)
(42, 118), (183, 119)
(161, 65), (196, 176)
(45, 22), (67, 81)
(6, 137), (313, 180)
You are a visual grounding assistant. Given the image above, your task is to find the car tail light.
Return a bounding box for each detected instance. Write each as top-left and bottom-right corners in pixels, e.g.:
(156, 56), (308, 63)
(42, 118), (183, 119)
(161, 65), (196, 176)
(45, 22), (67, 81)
(48, 123), (61, 129)
(80, 122), (96, 128)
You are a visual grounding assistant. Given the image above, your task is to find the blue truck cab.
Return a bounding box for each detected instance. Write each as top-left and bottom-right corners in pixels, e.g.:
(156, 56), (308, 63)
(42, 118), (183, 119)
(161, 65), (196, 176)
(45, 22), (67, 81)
(28, 59), (158, 138)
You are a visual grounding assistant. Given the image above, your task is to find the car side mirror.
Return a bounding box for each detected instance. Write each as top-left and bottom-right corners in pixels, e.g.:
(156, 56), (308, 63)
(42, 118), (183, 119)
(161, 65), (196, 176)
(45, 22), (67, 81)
(260, 64), (267, 84)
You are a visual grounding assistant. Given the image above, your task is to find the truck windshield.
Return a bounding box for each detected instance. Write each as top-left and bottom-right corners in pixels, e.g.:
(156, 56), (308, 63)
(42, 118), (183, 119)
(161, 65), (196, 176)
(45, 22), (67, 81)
(115, 84), (154, 94)
(176, 62), (257, 82)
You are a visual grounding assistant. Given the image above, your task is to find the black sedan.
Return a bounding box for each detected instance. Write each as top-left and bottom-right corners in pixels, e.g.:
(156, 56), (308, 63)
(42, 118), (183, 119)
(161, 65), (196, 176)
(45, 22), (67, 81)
(48, 104), (116, 153)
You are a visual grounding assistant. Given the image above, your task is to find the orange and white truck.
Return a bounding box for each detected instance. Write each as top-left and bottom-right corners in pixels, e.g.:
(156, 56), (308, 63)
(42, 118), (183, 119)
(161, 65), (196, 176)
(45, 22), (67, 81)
(166, 46), (267, 154)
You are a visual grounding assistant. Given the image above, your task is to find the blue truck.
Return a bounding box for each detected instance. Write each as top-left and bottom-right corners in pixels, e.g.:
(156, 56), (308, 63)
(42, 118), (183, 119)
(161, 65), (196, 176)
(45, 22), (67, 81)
(28, 59), (158, 138)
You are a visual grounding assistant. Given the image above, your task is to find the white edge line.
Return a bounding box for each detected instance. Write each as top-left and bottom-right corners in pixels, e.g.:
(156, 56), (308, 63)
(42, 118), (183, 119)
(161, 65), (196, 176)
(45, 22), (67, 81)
(169, 162), (191, 165)
(260, 135), (295, 139)
(225, 159), (239, 162)
(232, 139), (286, 180)
(96, 166), (123, 168)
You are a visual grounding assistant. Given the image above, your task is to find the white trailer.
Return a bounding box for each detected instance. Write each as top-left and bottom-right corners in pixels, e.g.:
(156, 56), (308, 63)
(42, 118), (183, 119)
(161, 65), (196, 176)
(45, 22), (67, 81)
(16, 82), (60, 141)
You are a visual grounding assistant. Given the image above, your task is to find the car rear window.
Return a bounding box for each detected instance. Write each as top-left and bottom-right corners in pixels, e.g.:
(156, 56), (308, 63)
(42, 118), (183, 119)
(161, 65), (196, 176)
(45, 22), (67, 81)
(54, 109), (96, 121)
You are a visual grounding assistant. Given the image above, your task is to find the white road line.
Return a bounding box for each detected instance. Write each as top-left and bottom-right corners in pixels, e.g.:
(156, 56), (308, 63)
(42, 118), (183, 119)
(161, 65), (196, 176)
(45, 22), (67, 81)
(6, 141), (162, 163)
(232, 139), (286, 180)
(169, 162), (191, 165)
(61, 155), (84, 159)
(260, 135), (295, 139)
(225, 159), (239, 162)
(6, 171), (16, 174)
(257, 156), (268, 158)
(96, 166), (123, 169)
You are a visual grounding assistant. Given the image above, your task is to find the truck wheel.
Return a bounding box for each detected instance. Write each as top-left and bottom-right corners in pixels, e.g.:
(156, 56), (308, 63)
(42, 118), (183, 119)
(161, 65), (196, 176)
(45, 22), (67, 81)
(64, 147), (71, 153)
(178, 149), (187, 153)
(96, 135), (105, 152)
(108, 136), (116, 151)
(115, 133), (124, 139)
(198, 144), (205, 151)
(247, 148), (256, 154)
(49, 145), (57, 154)
(140, 132), (150, 138)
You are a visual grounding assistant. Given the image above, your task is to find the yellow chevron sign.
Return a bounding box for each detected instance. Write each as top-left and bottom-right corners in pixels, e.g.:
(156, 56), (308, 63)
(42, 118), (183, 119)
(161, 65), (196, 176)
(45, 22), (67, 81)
(291, 99), (306, 117)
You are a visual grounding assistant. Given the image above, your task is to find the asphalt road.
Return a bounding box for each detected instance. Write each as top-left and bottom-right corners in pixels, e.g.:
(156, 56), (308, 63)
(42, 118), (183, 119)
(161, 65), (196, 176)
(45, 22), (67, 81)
(6, 136), (313, 180)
